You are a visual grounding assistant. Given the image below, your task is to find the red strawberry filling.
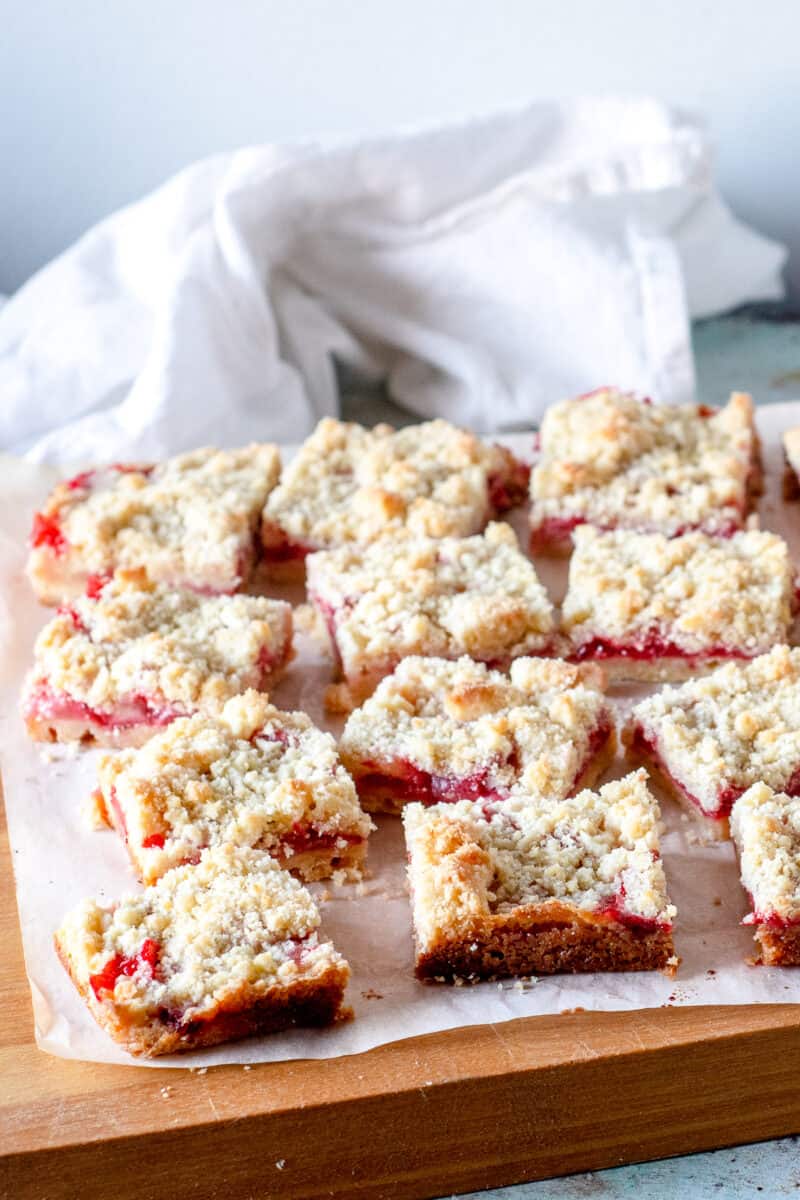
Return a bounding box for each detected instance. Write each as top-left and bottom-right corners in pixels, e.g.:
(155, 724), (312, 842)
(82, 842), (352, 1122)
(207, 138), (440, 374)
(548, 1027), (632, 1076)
(354, 721), (611, 807)
(487, 451), (530, 512)
(569, 632), (750, 667)
(355, 760), (509, 807)
(743, 905), (800, 930)
(23, 680), (189, 734)
(531, 511), (744, 553)
(278, 823), (364, 856)
(262, 528), (314, 564)
(90, 937), (160, 998)
(31, 512), (69, 555)
(596, 882), (672, 932)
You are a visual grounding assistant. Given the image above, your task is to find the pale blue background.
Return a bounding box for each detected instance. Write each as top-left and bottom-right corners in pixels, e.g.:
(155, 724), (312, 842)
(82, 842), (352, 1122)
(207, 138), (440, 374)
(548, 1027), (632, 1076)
(2, 0), (799, 297)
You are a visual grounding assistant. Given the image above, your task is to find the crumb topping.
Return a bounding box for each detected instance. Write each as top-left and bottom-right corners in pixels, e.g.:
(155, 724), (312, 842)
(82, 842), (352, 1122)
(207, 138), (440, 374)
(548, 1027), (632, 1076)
(531, 390), (756, 534)
(24, 569), (291, 711)
(341, 655), (610, 796)
(403, 771), (675, 949)
(56, 845), (345, 1017)
(100, 690), (372, 879)
(263, 417), (524, 548)
(562, 526), (793, 653)
(731, 783), (800, 922)
(307, 522), (555, 673)
(630, 646), (800, 811)
(33, 444), (280, 585)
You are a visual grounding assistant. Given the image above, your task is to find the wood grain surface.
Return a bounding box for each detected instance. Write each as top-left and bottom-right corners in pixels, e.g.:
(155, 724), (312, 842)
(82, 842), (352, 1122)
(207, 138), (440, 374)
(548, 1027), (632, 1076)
(2, 798), (800, 1200)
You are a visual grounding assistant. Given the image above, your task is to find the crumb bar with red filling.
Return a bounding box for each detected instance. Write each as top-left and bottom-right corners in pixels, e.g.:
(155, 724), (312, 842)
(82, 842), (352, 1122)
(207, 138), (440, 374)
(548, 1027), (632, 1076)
(561, 526), (794, 682)
(530, 389), (760, 554)
(261, 417), (529, 581)
(54, 844), (350, 1056)
(96, 690), (373, 883)
(307, 522), (557, 710)
(340, 656), (615, 814)
(21, 569), (293, 747)
(624, 646), (800, 839)
(403, 769), (676, 980)
(27, 444), (280, 604)
(730, 783), (800, 966)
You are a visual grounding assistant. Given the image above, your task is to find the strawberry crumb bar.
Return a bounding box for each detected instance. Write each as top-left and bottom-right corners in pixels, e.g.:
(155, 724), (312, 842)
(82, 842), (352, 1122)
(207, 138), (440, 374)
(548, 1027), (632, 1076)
(27, 444), (280, 604)
(307, 523), (558, 709)
(96, 690), (373, 884)
(54, 844), (350, 1056)
(561, 526), (794, 682)
(530, 389), (760, 554)
(403, 770), (676, 980)
(21, 570), (293, 747)
(624, 646), (800, 839)
(261, 417), (529, 580)
(730, 783), (800, 966)
(340, 656), (615, 815)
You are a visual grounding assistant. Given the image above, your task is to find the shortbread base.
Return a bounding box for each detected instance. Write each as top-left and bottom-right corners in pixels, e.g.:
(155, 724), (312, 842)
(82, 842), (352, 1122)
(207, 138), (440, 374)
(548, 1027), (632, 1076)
(752, 924), (800, 967)
(570, 654), (748, 685)
(414, 915), (675, 981)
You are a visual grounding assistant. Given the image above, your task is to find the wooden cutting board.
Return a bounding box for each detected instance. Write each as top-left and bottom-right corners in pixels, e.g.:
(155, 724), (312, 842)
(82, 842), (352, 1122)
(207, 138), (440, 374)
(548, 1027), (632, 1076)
(2, 795), (800, 1200)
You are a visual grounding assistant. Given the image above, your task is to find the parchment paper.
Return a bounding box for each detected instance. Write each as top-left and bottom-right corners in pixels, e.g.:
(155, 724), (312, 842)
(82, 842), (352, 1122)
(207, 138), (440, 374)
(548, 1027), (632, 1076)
(3, 405), (800, 1069)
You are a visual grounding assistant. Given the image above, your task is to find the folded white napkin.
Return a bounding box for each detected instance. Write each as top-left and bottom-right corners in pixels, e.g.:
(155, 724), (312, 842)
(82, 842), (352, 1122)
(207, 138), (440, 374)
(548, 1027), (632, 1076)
(0, 98), (786, 463)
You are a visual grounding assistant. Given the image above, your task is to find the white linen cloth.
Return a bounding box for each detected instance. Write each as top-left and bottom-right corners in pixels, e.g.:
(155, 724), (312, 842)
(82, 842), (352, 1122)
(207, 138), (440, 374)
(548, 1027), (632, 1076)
(0, 98), (787, 464)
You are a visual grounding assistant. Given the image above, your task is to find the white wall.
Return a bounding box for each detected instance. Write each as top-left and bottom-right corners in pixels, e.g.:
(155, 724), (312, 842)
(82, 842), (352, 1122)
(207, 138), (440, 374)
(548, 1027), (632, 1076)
(3, 0), (799, 298)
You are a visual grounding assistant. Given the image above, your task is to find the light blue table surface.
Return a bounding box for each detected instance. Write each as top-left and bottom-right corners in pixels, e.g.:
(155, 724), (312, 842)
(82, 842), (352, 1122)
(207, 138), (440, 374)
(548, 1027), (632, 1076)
(468, 309), (800, 1200)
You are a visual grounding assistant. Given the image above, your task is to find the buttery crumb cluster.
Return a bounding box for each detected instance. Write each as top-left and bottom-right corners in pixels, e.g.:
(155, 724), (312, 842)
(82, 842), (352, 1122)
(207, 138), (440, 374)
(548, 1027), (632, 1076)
(21, 569), (293, 745)
(99, 690), (373, 885)
(27, 444), (281, 603)
(340, 656), (613, 813)
(624, 646), (800, 828)
(530, 389), (759, 550)
(262, 416), (528, 573)
(561, 526), (794, 680)
(308, 522), (556, 706)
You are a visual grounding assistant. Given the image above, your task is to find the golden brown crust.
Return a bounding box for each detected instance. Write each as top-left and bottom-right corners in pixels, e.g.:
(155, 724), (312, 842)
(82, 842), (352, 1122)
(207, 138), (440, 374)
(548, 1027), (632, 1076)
(414, 914), (676, 981)
(751, 924), (800, 967)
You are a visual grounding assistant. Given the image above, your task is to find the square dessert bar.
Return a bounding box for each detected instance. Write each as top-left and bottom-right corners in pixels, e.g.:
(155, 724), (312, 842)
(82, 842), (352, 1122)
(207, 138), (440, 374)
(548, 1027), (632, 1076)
(561, 526), (794, 682)
(97, 690), (373, 884)
(54, 844), (350, 1056)
(730, 783), (800, 966)
(340, 656), (615, 815)
(261, 417), (529, 580)
(307, 522), (557, 709)
(624, 646), (800, 839)
(403, 769), (676, 981)
(27, 443), (280, 604)
(530, 389), (760, 554)
(21, 569), (293, 747)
